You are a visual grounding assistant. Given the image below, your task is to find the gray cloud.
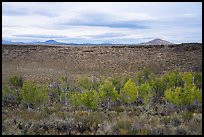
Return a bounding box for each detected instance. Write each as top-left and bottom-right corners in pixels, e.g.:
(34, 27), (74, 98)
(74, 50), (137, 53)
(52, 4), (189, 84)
(14, 34), (66, 39)
(3, 4), (57, 17)
(60, 19), (148, 29)
(59, 12), (149, 29)
(3, 7), (30, 16)
(33, 10), (57, 17)
(2, 25), (22, 28)
(85, 33), (127, 39)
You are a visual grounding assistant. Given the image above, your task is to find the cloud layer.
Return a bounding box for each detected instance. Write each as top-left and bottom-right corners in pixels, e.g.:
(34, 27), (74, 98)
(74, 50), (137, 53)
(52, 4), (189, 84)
(2, 2), (202, 44)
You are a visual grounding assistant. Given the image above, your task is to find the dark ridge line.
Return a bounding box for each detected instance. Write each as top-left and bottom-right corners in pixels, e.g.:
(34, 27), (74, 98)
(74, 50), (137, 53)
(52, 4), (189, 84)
(2, 43), (202, 49)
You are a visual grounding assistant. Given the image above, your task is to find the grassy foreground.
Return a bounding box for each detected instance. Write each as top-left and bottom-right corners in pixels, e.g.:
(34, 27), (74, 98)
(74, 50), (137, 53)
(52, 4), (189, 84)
(2, 69), (202, 135)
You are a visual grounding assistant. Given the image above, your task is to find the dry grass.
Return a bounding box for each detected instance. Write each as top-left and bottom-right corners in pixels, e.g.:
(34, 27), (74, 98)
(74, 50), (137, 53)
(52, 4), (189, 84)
(2, 43), (202, 84)
(2, 103), (202, 135)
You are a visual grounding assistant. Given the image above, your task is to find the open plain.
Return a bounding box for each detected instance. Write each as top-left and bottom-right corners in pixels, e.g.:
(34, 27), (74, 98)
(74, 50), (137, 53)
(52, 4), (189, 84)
(2, 43), (202, 84)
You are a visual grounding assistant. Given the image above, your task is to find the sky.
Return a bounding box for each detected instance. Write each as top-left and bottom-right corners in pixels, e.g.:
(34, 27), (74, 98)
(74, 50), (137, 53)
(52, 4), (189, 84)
(2, 2), (202, 44)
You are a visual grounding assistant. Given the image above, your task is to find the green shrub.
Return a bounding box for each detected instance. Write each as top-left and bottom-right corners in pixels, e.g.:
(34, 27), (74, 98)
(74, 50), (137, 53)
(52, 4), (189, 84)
(50, 87), (61, 102)
(69, 92), (83, 108)
(133, 68), (153, 86)
(112, 76), (130, 93)
(193, 72), (202, 89)
(164, 87), (184, 105)
(98, 80), (118, 104)
(162, 71), (184, 89)
(160, 71), (202, 105)
(138, 82), (154, 105)
(183, 83), (202, 103)
(164, 83), (202, 106)
(22, 81), (36, 107)
(2, 84), (23, 104)
(182, 72), (193, 86)
(120, 79), (138, 104)
(81, 89), (100, 110)
(2, 85), (11, 102)
(195, 88), (202, 103)
(150, 77), (165, 97)
(69, 89), (99, 110)
(78, 77), (91, 90)
(111, 77), (123, 94)
(9, 75), (23, 88)
(50, 82), (69, 104)
(21, 81), (48, 109)
(78, 77), (100, 91)
(34, 85), (48, 108)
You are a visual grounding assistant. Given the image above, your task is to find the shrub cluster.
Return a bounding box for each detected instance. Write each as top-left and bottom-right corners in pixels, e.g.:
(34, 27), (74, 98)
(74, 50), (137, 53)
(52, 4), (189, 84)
(2, 70), (202, 111)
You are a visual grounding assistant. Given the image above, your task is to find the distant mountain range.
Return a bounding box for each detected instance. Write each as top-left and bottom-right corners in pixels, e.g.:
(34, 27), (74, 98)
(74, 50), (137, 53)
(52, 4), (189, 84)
(139, 38), (174, 45)
(2, 38), (174, 45)
(2, 40), (25, 45)
(2, 40), (67, 45)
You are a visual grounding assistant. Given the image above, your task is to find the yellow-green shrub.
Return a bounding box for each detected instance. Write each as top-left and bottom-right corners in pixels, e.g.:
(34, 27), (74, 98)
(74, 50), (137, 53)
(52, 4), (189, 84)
(138, 82), (154, 105)
(120, 79), (138, 104)
(164, 83), (202, 105)
(21, 81), (48, 109)
(98, 80), (118, 103)
(81, 89), (100, 110)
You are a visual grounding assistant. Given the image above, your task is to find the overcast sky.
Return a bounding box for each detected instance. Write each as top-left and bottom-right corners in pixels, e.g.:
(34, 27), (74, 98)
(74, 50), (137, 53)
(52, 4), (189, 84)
(2, 2), (202, 44)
